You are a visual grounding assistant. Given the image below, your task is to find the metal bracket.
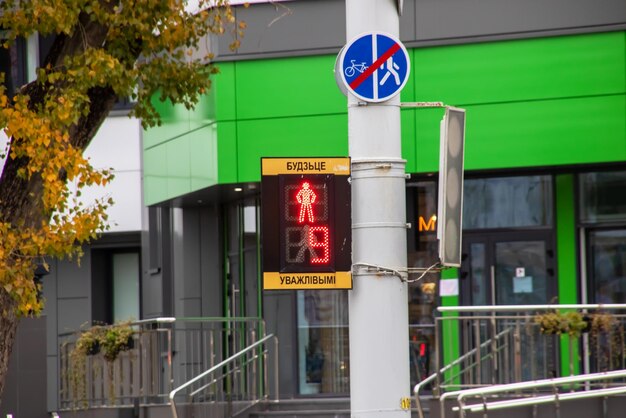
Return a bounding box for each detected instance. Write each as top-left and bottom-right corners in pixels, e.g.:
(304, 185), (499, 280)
(353, 262), (407, 281)
(353, 262), (444, 283)
(400, 101), (446, 108)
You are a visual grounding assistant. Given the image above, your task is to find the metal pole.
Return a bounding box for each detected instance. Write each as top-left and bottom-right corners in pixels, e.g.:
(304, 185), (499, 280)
(346, 1), (410, 417)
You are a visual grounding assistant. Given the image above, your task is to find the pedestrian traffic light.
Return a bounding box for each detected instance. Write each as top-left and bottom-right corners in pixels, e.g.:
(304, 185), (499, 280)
(437, 107), (466, 267)
(261, 157), (352, 290)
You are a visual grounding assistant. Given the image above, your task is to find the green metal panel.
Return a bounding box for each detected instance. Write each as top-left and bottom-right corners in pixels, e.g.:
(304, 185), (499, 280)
(401, 109), (417, 173)
(234, 55), (346, 120)
(143, 31), (626, 205)
(212, 62), (237, 122)
(144, 144), (169, 205)
(413, 32), (626, 106)
(556, 174), (578, 305)
(143, 99), (192, 149)
(401, 48), (416, 103)
(217, 121), (239, 184)
(144, 63), (231, 150)
(190, 125), (219, 191)
(440, 269), (460, 386)
(412, 94), (626, 173)
(144, 124), (220, 206)
(414, 108), (444, 173)
(166, 134), (191, 198)
(555, 174), (580, 376)
(235, 114), (348, 182)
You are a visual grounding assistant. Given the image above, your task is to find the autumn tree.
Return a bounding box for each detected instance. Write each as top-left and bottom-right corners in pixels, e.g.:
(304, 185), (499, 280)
(0, 0), (243, 398)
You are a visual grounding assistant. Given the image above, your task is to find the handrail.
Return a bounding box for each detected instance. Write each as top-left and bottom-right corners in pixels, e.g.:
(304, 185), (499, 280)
(59, 316), (263, 337)
(169, 333), (278, 418)
(439, 369), (626, 418)
(57, 316), (176, 338)
(438, 304), (626, 313)
(414, 327), (512, 418)
(454, 386), (626, 413)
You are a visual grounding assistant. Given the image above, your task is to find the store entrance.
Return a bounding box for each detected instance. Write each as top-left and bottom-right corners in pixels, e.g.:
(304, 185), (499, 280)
(458, 230), (560, 381)
(460, 231), (557, 306)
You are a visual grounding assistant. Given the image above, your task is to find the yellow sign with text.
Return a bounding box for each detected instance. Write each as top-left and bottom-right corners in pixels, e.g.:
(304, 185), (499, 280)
(262, 157), (351, 176)
(264, 271), (352, 290)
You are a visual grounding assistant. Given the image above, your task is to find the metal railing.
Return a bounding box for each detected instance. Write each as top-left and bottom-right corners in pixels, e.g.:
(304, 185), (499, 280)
(414, 304), (626, 418)
(447, 369), (626, 418)
(59, 317), (267, 410)
(414, 327), (512, 418)
(170, 333), (279, 418)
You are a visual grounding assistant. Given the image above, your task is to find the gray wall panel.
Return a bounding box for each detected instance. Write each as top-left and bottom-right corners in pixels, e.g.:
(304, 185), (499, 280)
(179, 297), (203, 317)
(143, 271), (165, 318)
(414, 0), (626, 43)
(200, 206), (223, 317)
(263, 291), (297, 398)
(173, 208), (209, 317)
(43, 261), (58, 355)
(56, 249), (91, 299)
(47, 356), (58, 412)
(182, 209), (202, 298)
(399, 0), (417, 42)
(218, 0), (345, 59)
(142, 207), (165, 318)
(0, 318), (48, 418)
(57, 298), (91, 333)
(215, 0), (626, 61)
(172, 208), (186, 317)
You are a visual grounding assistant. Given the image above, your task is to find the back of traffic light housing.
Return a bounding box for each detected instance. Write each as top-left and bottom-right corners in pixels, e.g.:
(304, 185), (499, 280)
(437, 107), (466, 267)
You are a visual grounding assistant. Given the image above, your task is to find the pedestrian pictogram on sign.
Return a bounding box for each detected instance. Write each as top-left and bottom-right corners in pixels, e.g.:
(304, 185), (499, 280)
(338, 32), (410, 103)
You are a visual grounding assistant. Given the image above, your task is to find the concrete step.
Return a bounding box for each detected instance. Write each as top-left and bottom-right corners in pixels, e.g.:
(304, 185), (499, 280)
(248, 399), (350, 418)
(248, 398), (426, 418)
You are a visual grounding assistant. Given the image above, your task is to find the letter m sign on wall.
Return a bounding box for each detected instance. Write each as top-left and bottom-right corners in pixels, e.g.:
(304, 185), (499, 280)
(261, 157), (352, 290)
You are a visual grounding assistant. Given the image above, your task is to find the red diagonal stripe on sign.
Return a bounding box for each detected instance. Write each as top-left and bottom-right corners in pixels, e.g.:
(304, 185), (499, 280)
(349, 41), (401, 90)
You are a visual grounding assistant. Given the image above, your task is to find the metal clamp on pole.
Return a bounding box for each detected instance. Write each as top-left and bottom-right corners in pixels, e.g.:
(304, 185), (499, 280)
(353, 262), (407, 281)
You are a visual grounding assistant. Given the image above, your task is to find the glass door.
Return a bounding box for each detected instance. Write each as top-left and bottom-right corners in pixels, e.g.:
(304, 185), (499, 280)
(461, 231), (556, 306)
(459, 231), (559, 382)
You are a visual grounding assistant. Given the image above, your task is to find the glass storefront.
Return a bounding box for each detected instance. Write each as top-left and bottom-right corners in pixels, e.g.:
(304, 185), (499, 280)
(588, 229), (626, 304)
(407, 180), (439, 385)
(297, 290), (349, 394)
(580, 171), (626, 304)
(464, 175), (553, 229)
(461, 175), (555, 306)
(290, 170), (626, 392)
(580, 171), (626, 224)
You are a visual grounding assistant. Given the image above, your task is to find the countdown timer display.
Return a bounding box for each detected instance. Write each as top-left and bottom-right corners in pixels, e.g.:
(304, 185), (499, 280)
(261, 157), (352, 290)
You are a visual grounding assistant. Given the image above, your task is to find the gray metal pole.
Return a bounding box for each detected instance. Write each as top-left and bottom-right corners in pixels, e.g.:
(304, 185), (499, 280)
(346, 1), (410, 417)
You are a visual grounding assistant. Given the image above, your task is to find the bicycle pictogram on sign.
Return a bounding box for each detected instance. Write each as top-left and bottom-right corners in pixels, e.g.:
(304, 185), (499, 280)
(338, 32), (410, 103)
(344, 60), (369, 78)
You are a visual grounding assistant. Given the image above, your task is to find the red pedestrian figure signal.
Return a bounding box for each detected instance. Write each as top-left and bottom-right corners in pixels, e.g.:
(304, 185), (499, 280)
(296, 181), (317, 223)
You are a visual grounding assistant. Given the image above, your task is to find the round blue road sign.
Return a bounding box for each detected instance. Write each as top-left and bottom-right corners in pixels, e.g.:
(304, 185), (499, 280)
(339, 32), (410, 103)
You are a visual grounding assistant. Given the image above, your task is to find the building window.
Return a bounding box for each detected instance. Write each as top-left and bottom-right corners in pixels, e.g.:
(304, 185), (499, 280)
(579, 171), (626, 224)
(588, 229), (626, 304)
(406, 180), (438, 384)
(297, 290), (349, 395)
(92, 249), (141, 324)
(463, 175), (553, 229)
(580, 170), (626, 305)
(407, 180), (439, 267)
(112, 252), (141, 322)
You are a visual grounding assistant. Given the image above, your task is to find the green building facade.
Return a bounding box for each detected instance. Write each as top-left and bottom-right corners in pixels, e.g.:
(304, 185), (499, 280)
(142, 0), (626, 397)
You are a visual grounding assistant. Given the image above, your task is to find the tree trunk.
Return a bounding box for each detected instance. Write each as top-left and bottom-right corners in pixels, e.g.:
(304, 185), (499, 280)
(0, 290), (19, 401)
